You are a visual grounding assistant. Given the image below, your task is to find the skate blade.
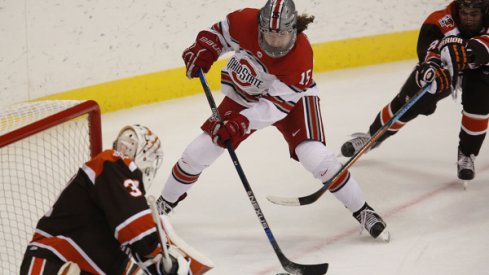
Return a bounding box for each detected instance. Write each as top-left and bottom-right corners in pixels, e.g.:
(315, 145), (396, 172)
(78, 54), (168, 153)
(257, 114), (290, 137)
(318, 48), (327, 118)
(377, 230), (391, 243)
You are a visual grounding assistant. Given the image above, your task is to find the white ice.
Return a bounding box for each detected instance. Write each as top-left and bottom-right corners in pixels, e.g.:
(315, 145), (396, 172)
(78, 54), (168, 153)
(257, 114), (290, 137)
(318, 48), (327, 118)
(103, 60), (489, 275)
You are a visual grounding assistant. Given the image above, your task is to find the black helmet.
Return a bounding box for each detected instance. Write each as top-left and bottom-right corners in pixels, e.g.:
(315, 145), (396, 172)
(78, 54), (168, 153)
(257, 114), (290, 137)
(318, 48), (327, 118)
(454, 0), (489, 36)
(456, 0), (489, 9)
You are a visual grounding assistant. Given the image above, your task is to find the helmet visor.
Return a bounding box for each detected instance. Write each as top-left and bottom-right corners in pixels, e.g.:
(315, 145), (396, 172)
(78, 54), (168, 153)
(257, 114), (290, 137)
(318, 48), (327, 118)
(259, 29), (297, 58)
(263, 30), (293, 48)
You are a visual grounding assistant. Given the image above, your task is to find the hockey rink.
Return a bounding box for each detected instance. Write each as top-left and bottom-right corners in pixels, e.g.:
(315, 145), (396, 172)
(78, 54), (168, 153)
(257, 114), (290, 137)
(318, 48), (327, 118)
(102, 60), (489, 275)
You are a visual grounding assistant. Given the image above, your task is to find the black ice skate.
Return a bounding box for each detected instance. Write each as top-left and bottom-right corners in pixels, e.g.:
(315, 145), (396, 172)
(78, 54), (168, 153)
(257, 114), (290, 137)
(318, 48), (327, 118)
(341, 132), (377, 157)
(353, 203), (390, 242)
(458, 149), (475, 189)
(156, 193), (187, 215)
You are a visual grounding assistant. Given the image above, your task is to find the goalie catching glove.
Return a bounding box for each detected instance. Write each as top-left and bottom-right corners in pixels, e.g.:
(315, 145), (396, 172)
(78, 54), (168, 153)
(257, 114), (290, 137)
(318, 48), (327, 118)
(415, 58), (451, 94)
(182, 31), (223, 79)
(209, 112), (249, 148)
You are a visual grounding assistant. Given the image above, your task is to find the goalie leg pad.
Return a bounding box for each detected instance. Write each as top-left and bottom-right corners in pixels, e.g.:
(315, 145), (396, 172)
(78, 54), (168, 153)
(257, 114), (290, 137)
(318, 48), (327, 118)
(58, 262), (81, 275)
(160, 215), (215, 275)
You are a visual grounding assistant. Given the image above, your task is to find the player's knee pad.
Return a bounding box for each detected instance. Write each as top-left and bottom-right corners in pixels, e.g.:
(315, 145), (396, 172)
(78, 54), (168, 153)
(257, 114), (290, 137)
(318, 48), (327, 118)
(180, 133), (225, 174)
(296, 141), (342, 182)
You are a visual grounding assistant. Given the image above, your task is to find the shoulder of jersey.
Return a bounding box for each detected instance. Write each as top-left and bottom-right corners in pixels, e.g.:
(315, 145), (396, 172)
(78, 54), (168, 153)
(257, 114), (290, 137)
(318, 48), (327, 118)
(423, 3), (457, 33)
(226, 8), (260, 40)
(227, 8), (259, 25)
(83, 149), (137, 181)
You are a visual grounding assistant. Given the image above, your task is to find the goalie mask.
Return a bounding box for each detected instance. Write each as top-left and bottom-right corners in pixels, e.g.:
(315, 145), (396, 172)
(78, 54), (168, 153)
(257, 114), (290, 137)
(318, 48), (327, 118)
(113, 124), (164, 189)
(258, 0), (298, 58)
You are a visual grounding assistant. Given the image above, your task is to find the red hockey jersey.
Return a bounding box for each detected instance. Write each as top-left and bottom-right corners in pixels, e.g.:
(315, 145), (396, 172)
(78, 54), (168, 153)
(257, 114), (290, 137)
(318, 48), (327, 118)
(207, 8), (319, 129)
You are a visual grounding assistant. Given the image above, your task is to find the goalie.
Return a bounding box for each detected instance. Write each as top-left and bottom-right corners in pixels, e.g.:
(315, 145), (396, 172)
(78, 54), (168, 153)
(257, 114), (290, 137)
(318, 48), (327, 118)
(20, 124), (213, 275)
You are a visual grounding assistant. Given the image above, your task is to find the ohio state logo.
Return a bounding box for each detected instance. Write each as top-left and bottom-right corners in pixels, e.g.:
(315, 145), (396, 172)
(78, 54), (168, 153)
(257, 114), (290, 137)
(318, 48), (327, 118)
(227, 57), (264, 88)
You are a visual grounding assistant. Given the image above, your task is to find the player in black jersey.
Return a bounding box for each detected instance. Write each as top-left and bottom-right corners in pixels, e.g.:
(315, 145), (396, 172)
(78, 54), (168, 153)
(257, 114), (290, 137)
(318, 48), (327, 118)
(341, 0), (489, 185)
(20, 125), (193, 275)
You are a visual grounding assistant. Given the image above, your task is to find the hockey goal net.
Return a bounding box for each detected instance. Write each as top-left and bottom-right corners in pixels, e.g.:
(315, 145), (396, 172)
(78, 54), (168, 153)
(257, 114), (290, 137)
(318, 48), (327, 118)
(0, 100), (102, 273)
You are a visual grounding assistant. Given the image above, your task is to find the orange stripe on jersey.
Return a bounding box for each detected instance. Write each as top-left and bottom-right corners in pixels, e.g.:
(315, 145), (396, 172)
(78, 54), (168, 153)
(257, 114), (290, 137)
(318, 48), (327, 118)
(380, 104), (405, 131)
(32, 230), (51, 242)
(423, 3), (457, 34)
(424, 51), (440, 62)
(148, 246), (161, 258)
(28, 257), (46, 275)
(473, 35), (489, 50)
(116, 210), (156, 245)
(461, 112), (489, 135)
(83, 150), (135, 183)
(33, 237), (101, 274)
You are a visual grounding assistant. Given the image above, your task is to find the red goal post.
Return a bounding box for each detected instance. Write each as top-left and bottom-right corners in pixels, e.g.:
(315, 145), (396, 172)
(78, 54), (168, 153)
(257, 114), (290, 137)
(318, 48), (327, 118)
(0, 100), (102, 273)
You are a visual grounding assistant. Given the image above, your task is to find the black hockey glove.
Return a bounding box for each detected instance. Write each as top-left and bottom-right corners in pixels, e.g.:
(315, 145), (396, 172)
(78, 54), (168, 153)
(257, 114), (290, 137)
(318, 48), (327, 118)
(438, 35), (468, 89)
(415, 59), (451, 94)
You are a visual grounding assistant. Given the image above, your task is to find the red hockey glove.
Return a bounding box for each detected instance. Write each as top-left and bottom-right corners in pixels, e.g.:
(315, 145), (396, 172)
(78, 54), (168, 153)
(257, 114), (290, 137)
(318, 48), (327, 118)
(182, 31), (223, 79)
(438, 36), (468, 88)
(209, 112), (249, 148)
(415, 58), (451, 94)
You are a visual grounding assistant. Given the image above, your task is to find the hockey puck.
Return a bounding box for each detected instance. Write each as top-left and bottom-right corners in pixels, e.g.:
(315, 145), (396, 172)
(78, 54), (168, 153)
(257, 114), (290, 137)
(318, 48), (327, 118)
(276, 273), (290, 275)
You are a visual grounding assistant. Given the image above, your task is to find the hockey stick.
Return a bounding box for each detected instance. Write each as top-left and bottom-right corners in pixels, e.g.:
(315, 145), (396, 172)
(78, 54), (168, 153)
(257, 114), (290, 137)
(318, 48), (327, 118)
(267, 83), (433, 206)
(147, 195), (173, 273)
(197, 69), (328, 275)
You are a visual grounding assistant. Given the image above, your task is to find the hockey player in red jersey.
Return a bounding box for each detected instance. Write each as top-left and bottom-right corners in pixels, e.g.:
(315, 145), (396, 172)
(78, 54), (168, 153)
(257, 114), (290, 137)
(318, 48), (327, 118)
(20, 125), (211, 275)
(156, 0), (390, 241)
(341, 0), (489, 184)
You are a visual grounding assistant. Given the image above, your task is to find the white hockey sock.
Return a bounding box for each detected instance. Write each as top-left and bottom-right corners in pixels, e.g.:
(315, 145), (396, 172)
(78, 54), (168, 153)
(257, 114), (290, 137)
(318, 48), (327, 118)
(162, 174), (194, 204)
(295, 141), (365, 212)
(296, 141), (342, 182)
(162, 133), (224, 203)
(331, 176), (365, 213)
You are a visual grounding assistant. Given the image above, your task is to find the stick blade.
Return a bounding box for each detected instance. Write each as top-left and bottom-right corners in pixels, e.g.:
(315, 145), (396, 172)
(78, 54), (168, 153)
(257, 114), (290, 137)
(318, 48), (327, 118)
(275, 243), (328, 274)
(282, 259), (328, 275)
(266, 195), (301, 206)
(267, 185), (327, 206)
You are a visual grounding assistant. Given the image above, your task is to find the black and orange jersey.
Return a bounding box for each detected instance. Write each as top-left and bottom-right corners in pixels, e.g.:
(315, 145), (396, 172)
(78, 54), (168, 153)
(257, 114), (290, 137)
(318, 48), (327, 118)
(28, 150), (160, 274)
(418, 2), (489, 67)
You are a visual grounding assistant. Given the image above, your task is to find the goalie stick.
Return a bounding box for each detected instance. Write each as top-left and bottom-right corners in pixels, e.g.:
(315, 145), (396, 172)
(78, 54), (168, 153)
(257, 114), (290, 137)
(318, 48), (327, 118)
(267, 83), (433, 206)
(147, 195), (174, 273)
(197, 69), (328, 275)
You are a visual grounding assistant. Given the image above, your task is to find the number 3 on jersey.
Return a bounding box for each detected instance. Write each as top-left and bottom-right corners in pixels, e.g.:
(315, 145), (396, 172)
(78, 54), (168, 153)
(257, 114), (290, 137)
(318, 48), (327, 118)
(124, 179), (143, 197)
(299, 69), (312, 86)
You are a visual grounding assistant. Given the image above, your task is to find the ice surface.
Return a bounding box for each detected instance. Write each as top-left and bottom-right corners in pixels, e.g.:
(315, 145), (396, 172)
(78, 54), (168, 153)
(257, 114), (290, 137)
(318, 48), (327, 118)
(103, 60), (489, 275)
